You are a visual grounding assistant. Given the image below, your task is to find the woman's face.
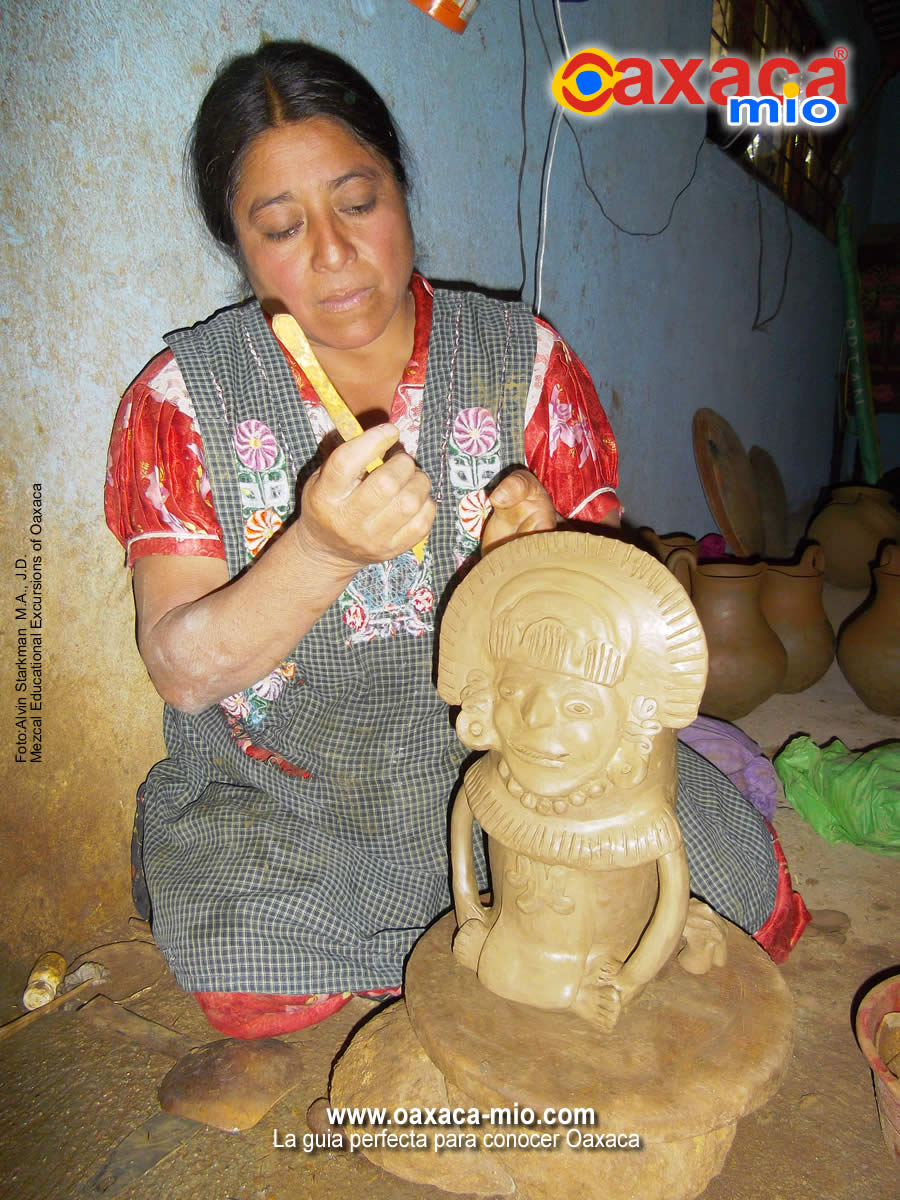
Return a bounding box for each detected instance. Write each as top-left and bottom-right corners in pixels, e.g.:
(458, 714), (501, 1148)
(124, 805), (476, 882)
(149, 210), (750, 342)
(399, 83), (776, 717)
(231, 116), (415, 355)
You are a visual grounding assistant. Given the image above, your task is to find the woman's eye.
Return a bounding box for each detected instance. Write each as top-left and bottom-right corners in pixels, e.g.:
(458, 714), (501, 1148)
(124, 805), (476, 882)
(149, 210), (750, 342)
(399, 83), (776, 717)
(565, 701), (592, 717)
(342, 198), (375, 216)
(498, 684), (518, 699)
(266, 224), (302, 243)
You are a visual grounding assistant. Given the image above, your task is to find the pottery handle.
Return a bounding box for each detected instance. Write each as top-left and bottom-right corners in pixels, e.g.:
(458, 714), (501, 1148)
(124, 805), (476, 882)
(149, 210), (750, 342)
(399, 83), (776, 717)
(666, 547), (696, 595)
(801, 542), (826, 574)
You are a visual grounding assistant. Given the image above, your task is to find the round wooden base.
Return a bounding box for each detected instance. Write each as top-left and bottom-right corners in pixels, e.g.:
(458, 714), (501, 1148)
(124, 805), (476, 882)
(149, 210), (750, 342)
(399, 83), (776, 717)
(331, 914), (793, 1200)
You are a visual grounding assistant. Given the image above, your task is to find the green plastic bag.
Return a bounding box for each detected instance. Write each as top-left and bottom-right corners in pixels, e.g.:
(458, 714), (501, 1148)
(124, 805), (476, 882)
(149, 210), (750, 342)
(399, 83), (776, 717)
(774, 737), (900, 856)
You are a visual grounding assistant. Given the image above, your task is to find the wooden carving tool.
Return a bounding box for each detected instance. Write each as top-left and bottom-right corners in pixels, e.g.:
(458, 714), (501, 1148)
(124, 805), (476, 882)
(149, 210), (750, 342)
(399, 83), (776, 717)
(272, 312), (426, 563)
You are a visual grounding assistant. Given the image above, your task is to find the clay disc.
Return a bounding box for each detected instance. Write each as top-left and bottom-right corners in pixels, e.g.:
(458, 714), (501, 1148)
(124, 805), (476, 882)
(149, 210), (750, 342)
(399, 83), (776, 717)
(693, 409), (763, 556)
(749, 445), (791, 558)
(405, 913), (793, 1143)
(68, 940), (167, 1001)
(158, 1039), (304, 1131)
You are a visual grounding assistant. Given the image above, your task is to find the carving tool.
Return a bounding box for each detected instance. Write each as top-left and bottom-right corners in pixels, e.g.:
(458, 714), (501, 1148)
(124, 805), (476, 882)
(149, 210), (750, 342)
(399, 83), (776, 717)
(272, 312), (426, 563)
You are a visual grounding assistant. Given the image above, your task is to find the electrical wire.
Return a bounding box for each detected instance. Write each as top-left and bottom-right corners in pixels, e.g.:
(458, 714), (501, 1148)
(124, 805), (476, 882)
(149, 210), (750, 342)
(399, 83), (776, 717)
(528, 1), (791, 332)
(516, 0), (529, 297)
(530, 0), (707, 242)
(534, 106), (563, 316)
(751, 173), (793, 331)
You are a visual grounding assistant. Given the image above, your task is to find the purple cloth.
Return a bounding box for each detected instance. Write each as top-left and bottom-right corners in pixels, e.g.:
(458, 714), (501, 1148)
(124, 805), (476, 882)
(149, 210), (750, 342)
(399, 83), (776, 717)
(697, 533), (728, 559)
(677, 715), (779, 821)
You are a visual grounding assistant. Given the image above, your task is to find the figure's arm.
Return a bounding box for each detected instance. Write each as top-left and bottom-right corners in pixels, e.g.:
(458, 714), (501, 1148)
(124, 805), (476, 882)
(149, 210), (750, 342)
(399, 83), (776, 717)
(614, 844), (691, 998)
(134, 424), (434, 712)
(450, 786), (487, 927)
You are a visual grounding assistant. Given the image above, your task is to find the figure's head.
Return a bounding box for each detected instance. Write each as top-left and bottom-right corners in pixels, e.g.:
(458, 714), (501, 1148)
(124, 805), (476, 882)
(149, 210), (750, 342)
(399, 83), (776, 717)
(188, 41), (409, 257)
(438, 533), (708, 802)
(458, 573), (634, 795)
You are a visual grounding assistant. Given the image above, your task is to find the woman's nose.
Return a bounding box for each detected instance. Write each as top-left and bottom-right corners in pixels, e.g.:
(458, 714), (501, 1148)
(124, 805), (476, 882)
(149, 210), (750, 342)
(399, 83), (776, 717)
(309, 214), (356, 272)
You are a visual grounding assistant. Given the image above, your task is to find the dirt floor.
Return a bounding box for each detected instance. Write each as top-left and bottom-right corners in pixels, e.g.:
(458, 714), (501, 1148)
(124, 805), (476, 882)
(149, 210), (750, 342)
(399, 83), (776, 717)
(1, 582), (898, 1200)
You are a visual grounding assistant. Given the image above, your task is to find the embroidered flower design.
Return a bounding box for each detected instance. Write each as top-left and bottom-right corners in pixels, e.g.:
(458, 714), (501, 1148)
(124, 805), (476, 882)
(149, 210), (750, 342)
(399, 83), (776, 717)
(410, 586), (434, 613)
(548, 386), (597, 469)
(220, 691), (251, 719)
(253, 669), (287, 702)
(234, 419), (278, 470)
(244, 507), (284, 557)
(343, 603), (369, 633)
(458, 488), (493, 539)
(453, 407), (497, 456)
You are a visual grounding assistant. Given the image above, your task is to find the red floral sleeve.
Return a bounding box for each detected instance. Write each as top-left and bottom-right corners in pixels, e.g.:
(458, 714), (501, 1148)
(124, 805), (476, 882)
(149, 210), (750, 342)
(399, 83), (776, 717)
(523, 319), (620, 524)
(104, 351), (225, 567)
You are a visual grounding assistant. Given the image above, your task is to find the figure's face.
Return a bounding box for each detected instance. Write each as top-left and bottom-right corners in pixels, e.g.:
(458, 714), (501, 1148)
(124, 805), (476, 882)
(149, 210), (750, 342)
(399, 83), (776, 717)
(493, 662), (620, 797)
(231, 117), (415, 355)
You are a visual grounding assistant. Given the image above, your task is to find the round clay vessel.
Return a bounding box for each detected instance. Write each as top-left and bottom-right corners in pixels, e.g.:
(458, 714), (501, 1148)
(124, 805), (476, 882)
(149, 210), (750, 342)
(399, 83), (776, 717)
(637, 528), (699, 563)
(807, 486), (900, 589)
(837, 542), (900, 715)
(668, 549), (787, 720)
(760, 544), (835, 693)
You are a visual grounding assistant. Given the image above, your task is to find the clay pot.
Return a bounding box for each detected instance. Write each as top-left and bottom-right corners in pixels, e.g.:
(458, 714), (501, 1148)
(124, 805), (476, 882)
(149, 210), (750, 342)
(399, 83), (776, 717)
(668, 550), (787, 720)
(837, 542), (900, 715)
(637, 528), (699, 563)
(807, 486), (900, 589)
(855, 973), (900, 1161)
(760, 544), (835, 693)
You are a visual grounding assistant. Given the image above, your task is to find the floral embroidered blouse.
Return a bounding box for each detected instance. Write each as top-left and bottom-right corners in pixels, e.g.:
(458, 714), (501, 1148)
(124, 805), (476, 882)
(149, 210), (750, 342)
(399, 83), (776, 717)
(105, 275), (620, 571)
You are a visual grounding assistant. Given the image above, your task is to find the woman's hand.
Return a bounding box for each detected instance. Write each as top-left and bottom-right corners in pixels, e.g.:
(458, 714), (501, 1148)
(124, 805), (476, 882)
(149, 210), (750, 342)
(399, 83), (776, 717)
(134, 425), (435, 714)
(481, 469), (557, 552)
(298, 424), (435, 569)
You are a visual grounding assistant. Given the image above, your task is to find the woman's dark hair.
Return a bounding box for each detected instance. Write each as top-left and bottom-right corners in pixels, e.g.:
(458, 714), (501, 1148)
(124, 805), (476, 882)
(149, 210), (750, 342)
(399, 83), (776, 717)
(187, 41), (409, 255)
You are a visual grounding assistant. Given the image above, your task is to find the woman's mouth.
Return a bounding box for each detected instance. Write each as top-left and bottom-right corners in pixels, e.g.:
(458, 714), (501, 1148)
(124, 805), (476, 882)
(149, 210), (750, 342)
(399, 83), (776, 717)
(319, 287), (373, 312)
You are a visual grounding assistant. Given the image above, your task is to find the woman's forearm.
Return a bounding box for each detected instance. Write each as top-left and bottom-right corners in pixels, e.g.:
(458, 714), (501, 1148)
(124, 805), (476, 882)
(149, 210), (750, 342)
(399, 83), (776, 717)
(136, 521), (357, 713)
(136, 424), (435, 713)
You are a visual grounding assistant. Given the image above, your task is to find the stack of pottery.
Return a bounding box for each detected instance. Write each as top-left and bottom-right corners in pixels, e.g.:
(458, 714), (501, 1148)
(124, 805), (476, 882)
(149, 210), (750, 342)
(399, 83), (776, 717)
(837, 542), (900, 715)
(807, 486), (900, 588)
(667, 549), (786, 721)
(638, 528), (700, 563)
(759, 544), (835, 693)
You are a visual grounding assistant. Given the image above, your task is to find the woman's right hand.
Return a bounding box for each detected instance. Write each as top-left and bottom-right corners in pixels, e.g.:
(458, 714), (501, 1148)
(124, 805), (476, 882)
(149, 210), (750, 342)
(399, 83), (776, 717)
(297, 424), (435, 569)
(134, 424), (434, 713)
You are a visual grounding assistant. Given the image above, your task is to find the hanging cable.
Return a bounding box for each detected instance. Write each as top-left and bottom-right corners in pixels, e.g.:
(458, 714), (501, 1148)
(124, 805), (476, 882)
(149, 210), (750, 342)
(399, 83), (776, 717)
(516, 0), (529, 297)
(751, 173), (793, 331)
(534, 106), (563, 316)
(529, 0), (707, 241)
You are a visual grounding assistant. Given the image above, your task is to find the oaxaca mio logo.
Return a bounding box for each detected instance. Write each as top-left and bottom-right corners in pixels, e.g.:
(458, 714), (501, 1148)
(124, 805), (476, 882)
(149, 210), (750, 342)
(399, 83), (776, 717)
(552, 46), (850, 129)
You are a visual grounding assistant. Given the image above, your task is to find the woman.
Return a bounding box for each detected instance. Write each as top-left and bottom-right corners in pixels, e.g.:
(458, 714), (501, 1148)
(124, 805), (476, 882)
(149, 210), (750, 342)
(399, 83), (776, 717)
(106, 41), (805, 1039)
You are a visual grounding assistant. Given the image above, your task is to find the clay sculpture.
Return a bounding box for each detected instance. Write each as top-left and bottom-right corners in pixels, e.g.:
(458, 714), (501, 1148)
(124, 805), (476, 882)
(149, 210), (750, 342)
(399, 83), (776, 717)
(438, 533), (723, 1027)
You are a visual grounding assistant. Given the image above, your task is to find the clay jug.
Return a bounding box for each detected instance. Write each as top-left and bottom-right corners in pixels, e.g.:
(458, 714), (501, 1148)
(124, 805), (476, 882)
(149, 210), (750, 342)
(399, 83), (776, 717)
(668, 550), (787, 720)
(807, 486), (900, 589)
(837, 542), (900, 715)
(760, 544), (835, 693)
(637, 528), (699, 564)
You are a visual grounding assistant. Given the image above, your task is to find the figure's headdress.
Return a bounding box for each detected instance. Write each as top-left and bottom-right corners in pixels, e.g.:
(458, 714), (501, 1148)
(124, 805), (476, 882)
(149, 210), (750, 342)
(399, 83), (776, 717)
(438, 532), (707, 729)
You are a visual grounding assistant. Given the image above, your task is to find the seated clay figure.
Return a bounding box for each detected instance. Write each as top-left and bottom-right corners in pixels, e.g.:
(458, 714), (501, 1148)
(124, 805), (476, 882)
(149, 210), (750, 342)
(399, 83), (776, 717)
(438, 532), (727, 1032)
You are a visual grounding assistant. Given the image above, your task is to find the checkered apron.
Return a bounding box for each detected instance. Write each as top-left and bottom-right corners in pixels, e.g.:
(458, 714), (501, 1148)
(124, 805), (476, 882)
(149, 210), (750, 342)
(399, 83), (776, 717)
(139, 291), (536, 994)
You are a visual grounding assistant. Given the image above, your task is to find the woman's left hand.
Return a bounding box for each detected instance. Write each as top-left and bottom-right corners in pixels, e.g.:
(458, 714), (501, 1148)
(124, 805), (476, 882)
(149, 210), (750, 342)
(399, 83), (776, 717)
(481, 469), (557, 552)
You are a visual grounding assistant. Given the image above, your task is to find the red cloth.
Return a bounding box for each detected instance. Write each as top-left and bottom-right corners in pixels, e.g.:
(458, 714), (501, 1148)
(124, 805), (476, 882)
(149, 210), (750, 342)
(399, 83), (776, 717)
(194, 986), (401, 1039)
(753, 820), (811, 963)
